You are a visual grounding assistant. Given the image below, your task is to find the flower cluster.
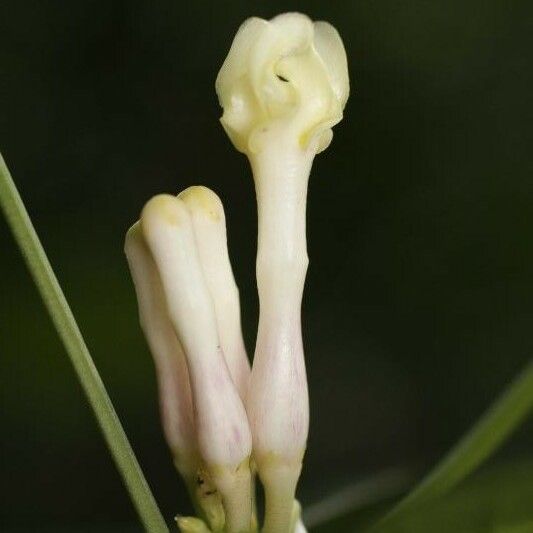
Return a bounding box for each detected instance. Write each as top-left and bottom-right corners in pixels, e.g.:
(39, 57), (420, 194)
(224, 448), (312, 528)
(125, 13), (349, 533)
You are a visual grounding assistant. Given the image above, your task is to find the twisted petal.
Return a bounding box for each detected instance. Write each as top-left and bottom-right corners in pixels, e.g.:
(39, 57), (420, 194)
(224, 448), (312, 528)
(216, 12), (349, 154)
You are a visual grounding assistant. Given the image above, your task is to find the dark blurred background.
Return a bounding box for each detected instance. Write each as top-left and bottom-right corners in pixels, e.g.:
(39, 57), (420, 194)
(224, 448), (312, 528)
(1, 1), (532, 531)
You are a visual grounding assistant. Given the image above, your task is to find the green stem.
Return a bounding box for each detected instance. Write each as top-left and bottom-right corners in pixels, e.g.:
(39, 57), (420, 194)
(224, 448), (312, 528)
(372, 359), (533, 530)
(0, 153), (168, 533)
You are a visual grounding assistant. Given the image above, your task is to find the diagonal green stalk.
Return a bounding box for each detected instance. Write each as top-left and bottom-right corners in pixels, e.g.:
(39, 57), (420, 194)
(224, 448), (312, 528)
(372, 359), (533, 531)
(0, 153), (169, 533)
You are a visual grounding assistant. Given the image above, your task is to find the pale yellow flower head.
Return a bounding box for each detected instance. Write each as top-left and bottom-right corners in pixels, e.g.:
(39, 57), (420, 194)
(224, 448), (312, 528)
(216, 12), (349, 155)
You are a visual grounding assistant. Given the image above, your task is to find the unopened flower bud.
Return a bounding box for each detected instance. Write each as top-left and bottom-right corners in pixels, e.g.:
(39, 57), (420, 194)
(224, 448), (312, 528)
(217, 12), (349, 533)
(125, 224), (197, 480)
(216, 12), (349, 156)
(127, 220), (229, 530)
(176, 516), (211, 533)
(178, 186), (250, 401)
(140, 194), (252, 533)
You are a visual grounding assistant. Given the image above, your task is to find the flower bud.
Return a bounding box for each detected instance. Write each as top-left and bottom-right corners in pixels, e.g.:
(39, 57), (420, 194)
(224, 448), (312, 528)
(176, 516), (211, 533)
(124, 223), (197, 480)
(126, 221), (229, 530)
(216, 12), (349, 155)
(178, 186), (250, 401)
(140, 194), (253, 533)
(217, 12), (349, 533)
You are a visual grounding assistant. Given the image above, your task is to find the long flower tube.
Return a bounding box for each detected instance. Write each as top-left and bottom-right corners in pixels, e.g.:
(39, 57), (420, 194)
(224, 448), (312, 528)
(126, 225), (227, 530)
(125, 224), (197, 481)
(217, 12), (349, 533)
(178, 186), (251, 401)
(125, 10), (348, 533)
(140, 195), (253, 533)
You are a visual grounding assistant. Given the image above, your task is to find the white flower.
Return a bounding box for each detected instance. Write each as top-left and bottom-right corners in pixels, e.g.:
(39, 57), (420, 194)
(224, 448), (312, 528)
(126, 11), (349, 533)
(217, 12), (349, 533)
(216, 12), (349, 155)
(126, 190), (253, 533)
(178, 186), (250, 401)
(125, 223), (197, 480)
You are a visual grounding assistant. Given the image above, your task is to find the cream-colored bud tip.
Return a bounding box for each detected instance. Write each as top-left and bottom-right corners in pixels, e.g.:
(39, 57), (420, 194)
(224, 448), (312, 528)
(216, 12), (349, 154)
(178, 186), (223, 221)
